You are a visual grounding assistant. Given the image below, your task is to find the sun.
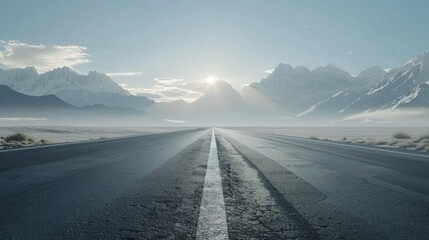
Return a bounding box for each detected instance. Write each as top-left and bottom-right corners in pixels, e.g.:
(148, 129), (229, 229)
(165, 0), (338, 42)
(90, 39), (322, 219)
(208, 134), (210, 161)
(206, 76), (216, 85)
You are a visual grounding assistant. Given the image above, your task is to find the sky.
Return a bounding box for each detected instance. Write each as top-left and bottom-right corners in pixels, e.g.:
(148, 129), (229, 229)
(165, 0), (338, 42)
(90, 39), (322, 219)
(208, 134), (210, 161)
(1, 0), (429, 102)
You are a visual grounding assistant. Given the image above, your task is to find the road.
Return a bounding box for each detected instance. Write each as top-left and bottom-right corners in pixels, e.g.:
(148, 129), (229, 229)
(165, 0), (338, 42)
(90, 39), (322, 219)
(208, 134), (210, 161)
(0, 128), (428, 239)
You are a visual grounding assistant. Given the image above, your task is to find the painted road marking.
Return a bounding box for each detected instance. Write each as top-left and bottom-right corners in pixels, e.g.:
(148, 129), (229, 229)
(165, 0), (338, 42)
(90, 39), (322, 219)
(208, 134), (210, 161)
(196, 129), (229, 240)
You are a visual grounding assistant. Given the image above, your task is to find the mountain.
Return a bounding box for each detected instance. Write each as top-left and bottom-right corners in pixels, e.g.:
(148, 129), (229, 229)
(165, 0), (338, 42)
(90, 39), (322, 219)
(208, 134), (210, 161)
(296, 50), (429, 119)
(339, 50), (429, 115)
(0, 84), (73, 111)
(191, 80), (245, 113)
(386, 81), (429, 109)
(296, 66), (386, 117)
(0, 67), (154, 110)
(356, 65), (386, 83)
(0, 84), (147, 127)
(248, 63), (358, 113)
(147, 80), (248, 122)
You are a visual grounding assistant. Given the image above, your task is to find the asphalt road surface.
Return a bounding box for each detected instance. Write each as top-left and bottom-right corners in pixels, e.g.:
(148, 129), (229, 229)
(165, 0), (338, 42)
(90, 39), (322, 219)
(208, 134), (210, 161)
(0, 128), (428, 239)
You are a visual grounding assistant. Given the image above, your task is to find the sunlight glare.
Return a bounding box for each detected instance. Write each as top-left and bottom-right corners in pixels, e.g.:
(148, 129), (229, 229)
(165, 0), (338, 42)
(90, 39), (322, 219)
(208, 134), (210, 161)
(206, 76), (216, 85)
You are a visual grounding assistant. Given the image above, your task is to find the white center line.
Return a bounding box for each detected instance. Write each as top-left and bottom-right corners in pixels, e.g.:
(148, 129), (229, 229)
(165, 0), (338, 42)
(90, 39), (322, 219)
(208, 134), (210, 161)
(196, 128), (229, 240)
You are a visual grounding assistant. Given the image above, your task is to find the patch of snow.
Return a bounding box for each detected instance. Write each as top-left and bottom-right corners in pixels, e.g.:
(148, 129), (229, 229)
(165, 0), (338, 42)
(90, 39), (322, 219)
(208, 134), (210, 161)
(390, 86), (421, 109)
(297, 102), (319, 117)
(367, 81), (389, 95)
(332, 91), (343, 98)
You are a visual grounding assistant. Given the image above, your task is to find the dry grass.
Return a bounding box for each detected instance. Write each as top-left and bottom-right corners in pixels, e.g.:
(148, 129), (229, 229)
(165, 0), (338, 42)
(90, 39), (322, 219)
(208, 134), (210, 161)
(397, 142), (417, 149)
(373, 141), (389, 145)
(418, 134), (429, 141)
(415, 143), (429, 151)
(0, 133), (49, 148)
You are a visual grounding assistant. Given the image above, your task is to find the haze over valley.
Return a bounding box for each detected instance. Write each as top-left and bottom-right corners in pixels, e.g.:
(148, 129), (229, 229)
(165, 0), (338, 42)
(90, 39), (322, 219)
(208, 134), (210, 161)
(1, 50), (429, 126)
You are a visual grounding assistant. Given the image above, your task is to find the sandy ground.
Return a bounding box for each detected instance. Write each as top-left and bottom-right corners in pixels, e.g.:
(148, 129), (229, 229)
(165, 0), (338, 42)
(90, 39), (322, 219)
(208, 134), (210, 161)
(0, 127), (194, 149)
(232, 127), (429, 152)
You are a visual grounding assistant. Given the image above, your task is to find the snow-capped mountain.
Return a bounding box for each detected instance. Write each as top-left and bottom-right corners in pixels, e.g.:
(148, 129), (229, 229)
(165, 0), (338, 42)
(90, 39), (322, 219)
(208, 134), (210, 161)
(246, 63), (383, 114)
(355, 65), (386, 83)
(339, 50), (429, 115)
(297, 50), (429, 119)
(386, 81), (429, 109)
(0, 67), (153, 110)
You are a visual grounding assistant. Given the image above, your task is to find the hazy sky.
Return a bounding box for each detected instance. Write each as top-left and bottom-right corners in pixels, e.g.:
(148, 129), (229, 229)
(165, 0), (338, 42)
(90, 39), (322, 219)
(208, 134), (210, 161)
(1, 0), (429, 99)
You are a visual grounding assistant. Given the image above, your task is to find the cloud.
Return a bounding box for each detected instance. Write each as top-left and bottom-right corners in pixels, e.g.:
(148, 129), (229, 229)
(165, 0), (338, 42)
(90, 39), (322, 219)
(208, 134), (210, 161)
(165, 119), (187, 124)
(0, 40), (90, 72)
(265, 68), (275, 74)
(347, 51), (353, 55)
(0, 117), (48, 121)
(302, 24), (310, 28)
(154, 77), (184, 85)
(119, 81), (204, 103)
(106, 72), (143, 77)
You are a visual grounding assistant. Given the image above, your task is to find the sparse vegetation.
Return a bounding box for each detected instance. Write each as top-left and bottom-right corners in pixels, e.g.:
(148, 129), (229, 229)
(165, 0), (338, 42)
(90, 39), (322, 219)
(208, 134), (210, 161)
(310, 136), (320, 140)
(425, 145), (429, 152)
(393, 132), (411, 139)
(5, 133), (29, 142)
(415, 144), (429, 151)
(388, 140), (398, 146)
(418, 134), (429, 141)
(397, 142), (416, 149)
(374, 141), (388, 145)
(0, 133), (49, 148)
(342, 137), (347, 141)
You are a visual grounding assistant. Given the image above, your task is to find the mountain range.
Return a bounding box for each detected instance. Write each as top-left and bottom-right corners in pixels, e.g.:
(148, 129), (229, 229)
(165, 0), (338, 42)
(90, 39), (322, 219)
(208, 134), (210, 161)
(0, 84), (145, 118)
(295, 50), (429, 119)
(1, 50), (429, 125)
(0, 67), (153, 110)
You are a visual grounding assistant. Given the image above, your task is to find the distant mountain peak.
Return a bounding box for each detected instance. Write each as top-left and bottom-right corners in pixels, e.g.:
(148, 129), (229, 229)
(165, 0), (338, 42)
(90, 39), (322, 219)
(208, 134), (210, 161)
(275, 63), (294, 72)
(42, 66), (80, 79)
(0, 66), (155, 109)
(357, 65), (385, 81)
(295, 66), (311, 74)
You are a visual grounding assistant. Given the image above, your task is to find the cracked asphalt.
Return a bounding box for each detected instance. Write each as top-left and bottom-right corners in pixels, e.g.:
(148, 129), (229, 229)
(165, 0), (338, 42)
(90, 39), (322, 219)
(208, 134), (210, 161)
(216, 134), (320, 239)
(1, 128), (428, 239)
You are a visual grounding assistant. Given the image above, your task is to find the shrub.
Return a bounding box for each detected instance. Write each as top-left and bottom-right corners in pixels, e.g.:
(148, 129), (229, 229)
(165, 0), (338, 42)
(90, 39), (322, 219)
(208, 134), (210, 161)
(310, 136), (320, 140)
(374, 141), (388, 145)
(418, 134), (429, 141)
(5, 133), (28, 142)
(425, 145), (429, 152)
(393, 132), (411, 139)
